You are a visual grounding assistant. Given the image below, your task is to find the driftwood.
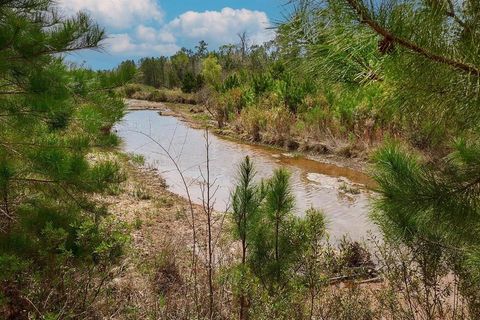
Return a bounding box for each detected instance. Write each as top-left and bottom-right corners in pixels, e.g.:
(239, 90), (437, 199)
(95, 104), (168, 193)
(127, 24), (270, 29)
(329, 274), (383, 285)
(328, 266), (383, 285)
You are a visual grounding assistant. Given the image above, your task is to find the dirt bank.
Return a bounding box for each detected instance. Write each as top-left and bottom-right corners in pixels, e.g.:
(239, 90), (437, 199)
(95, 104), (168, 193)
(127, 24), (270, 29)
(94, 152), (230, 318)
(125, 99), (370, 172)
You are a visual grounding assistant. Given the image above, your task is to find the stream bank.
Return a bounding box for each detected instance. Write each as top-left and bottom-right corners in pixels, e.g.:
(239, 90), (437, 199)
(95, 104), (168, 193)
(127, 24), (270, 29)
(125, 98), (371, 173)
(117, 103), (378, 241)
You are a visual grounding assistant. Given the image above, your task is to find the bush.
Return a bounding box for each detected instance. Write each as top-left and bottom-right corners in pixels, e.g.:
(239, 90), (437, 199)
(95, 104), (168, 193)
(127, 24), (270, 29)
(181, 72), (204, 93)
(301, 105), (333, 135)
(237, 106), (268, 142)
(129, 87), (197, 105)
(252, 73), (274, 97)
(0, 213), (129, 317)
(264, 107), (295, 145)
(223, 87), (247, 114)
(257, 91), (284, 110)
(208, 93), (231, 128)
(148, 90), (168, 102)
(222, 73), (241, 92)
(123, 84), (144, 98)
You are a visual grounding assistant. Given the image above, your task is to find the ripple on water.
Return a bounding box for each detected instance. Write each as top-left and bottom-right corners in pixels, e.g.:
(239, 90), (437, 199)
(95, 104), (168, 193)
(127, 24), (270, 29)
(115, 110), (378, 241)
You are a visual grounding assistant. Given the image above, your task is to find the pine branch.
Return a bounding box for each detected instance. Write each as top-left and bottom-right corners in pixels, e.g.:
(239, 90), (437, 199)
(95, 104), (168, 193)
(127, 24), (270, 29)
(0, 91), (27, 95)
(445, 0), (467, 29)
(452, 175), (480, 195)
(11, 177), (101, 215)
(7, 44), (103, 62)
(345, 0), (480, 76)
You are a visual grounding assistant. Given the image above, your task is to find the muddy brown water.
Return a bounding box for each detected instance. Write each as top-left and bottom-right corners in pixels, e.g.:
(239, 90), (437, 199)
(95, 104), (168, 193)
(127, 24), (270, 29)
(115, 110), (378, 241)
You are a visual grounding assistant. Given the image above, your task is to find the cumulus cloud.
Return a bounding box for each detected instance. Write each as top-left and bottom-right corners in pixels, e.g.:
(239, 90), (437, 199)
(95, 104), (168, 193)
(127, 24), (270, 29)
(167, 7), (274, 47)
(105, 33), (179, 56)
(58, 3), (274, 59)
(136, 25), (176, 44)
(57, 0), (164, 29)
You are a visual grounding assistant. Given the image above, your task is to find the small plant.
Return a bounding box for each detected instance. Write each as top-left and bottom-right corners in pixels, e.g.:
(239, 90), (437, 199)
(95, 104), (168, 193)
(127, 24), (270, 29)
(133, 217), (143, 230)
(129, 153), (145, 166)
(237, 106), (268, 142)
(107, 184), (123, 196)
(132, 185), (152, 200)
(123, 84), (143, 97)
(339, 182), (361, 195)
(153, 248), (182, 294)
(156, 197), (174, 208)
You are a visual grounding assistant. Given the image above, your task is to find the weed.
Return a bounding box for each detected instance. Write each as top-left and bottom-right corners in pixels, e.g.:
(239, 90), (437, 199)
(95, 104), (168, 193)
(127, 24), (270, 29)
(132, 185), (152, 200)
(339, 182), (361, 195)
(133, 217), (143, 230)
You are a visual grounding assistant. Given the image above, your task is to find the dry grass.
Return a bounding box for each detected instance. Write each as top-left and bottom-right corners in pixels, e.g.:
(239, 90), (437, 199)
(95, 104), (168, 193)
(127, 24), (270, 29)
(122, 84), (197, 105)
(92, 152), (234, 319)
(87, 152), (473, 319)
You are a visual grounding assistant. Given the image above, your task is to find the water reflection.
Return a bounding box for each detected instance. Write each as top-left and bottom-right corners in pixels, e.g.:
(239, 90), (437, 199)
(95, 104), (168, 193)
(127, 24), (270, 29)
(115, 110), (377, 241)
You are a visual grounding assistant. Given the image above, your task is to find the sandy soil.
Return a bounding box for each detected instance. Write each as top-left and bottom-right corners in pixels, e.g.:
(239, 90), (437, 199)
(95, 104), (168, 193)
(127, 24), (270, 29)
(94, 153), (231, 318)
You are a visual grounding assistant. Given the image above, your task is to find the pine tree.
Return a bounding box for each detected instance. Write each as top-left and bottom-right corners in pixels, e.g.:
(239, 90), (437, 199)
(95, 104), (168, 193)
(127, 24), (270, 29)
(284, 0), (480, 312)
(0, 0), (128, 316)
(231, 156), (264, 320)
(230, 160), (328, 318)
(232, 156), (263, 266)
(249, 169), (305, 292)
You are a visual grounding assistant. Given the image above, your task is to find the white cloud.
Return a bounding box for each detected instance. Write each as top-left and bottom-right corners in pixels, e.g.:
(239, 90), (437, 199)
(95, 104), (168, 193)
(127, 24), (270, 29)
(167, 8), (275, 47)
(136, 25), (176, 44)
(105, 33), (179, 56)
(58, 0), (164, 29)
(136, 25), (157, 42)
(59, 3), (275, 60)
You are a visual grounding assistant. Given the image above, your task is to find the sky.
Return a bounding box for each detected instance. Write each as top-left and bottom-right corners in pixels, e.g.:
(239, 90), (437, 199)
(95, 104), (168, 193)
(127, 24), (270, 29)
(57, 0), (288, 70)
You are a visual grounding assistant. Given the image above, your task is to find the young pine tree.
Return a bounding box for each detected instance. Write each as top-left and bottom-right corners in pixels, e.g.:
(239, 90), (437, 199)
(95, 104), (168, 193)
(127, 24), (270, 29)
(249, 169), (305, 292)
(231, 156), (264, 320)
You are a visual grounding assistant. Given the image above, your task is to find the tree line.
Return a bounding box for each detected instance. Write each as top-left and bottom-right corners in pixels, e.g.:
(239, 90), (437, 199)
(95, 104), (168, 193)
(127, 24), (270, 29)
(1, 0), (480, 319)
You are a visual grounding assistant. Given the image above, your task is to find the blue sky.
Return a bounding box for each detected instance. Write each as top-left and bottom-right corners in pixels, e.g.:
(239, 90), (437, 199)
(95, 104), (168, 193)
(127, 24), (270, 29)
(58, 0), (288, 70)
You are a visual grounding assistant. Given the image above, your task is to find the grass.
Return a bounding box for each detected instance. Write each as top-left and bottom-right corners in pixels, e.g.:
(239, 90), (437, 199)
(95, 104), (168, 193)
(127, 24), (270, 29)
(128, 153), (146, 166)
(155, 197), (174, 208)
(132, 184), (152, 200)
(339, 182), (361, 195)
(133, 217), (143, 230)
(121, 84), (197, 105)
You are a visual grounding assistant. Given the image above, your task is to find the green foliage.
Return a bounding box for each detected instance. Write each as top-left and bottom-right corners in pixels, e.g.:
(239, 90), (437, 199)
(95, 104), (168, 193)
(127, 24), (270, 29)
(138, 57), (168, 88)
(372, 141), (480, 257)
(252, 73), (275, 97)
(282, 0), (480, 314)
(222, 73), (241, 92)
(231, 157), (263, 257)
(251, 169), (302, 289)
(284, 0), (480, 139)
(181, 72), (204, 93)
(226, 160), (335, 318)
(202, 54), (223, 89)
(0, 0), (127, 316)
(115, 60), (137, 84)
(230, 160), (327, 293)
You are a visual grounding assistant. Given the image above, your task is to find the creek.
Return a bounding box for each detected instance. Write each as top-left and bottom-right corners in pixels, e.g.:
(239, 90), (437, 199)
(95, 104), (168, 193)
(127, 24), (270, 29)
(115, 110), (377, 241)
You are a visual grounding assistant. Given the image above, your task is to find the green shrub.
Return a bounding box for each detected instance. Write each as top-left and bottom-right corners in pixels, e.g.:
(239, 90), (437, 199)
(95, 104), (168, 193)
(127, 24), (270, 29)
(222, 73), (241, 92)
(223, 87), (247, 114)
(301, 106), (332, 134)
(252, 73), (274, 97)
